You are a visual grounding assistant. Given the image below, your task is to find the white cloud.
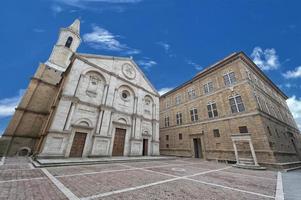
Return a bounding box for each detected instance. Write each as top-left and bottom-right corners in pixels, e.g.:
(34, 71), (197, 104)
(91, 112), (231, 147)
(251, 47), (280, 71)
(287, 96), (301, 130)
(137, 59), (157, 70)
(283, 66), (301, 79)
(52, 0), (142, 10)
(157, 41), (170, 52)
(51, 4), (63, 14)
(186, 59), (202, 71)
(158, 87), (173, 96)
(0, 90), (25, 118)
(83, 25), (140, 54)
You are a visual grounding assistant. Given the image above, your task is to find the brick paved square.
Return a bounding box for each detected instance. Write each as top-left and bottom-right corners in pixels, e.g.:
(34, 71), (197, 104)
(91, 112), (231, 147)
(0, 158), (281, 200)
(58, 169), (172, 198)
(100, 179), (272, 200)
(0, 169), (45, 181)
(146, 164), (210, 177)
(190, 170), (276, 197)
(0, 179), (66, 200)
(47, 163), (129, 176)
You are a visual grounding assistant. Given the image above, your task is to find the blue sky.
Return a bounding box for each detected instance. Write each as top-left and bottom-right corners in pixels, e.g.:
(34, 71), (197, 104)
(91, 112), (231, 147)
(1, 0), (301, 134)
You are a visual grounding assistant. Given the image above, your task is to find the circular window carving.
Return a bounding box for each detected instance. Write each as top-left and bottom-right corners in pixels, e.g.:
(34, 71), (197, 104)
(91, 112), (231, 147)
(121, 90), (130, 101)
(122, 63), (136, 80)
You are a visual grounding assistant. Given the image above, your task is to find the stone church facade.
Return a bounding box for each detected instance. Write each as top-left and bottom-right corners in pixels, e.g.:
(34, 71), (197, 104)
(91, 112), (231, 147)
(159, 52), (301, 167)
(2, 20), (160, 157)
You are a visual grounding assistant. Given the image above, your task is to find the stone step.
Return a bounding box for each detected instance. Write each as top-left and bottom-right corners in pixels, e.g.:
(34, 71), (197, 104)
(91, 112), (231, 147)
(31, 156), (177, 168)
(233, 164), (266, 170)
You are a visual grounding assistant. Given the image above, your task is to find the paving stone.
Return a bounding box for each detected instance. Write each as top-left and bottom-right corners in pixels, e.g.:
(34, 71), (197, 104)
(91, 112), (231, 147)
(47, 163), (130, 176)
(58, 169), (172, 198)
(100, 179), (272, 200)
(191, 171), (276, 197)
(0, 169), (45, 181)
(0, 179), (67, 200)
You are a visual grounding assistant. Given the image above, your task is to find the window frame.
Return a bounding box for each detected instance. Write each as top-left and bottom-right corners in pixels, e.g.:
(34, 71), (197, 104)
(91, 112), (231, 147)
(207, 101), (218, 118)
(223, 71), (237, 86)
(176, 112), (183, 125)
(229, 95), (245, 113)
(190, 108), (198, 122)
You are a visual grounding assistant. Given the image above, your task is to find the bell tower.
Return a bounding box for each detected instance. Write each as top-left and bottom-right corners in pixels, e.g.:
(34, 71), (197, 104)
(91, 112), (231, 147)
(46, 19), (81, 72)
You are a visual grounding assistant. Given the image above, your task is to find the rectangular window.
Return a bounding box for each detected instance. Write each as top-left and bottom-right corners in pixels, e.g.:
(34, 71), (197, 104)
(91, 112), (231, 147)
(175, 95), (181, 105)
(229, 95), (245, 113)
(213, 129), (220, 137)
(164, 116), (170, 127)
(246, 70), (252, 80)
(190, 108), (198, 122)
(187, 88), (196, 100)
(166, 135), (169, 141)
(165, 99), (170, 108)
(203, 82), (213, 94)
(176, 112), (183, 125)
(223, 72), (236, 86)
(239, 126), (248, 133)
(207, 102), (218, 118)
(267, 126), (272, 136)
(166, 144), (169, 148)
(179, 133), (183, 140)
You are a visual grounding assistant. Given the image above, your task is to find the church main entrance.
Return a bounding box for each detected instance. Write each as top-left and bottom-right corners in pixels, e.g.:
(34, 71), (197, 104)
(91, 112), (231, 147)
(112, 128), (126, 156)
(70, 132), (87, 157)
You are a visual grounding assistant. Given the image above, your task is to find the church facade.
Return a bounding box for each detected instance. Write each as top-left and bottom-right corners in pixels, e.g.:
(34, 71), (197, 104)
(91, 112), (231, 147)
(2, 20), (160, 157)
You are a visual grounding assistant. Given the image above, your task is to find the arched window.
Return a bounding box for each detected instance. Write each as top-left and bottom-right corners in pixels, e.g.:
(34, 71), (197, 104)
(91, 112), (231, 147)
(65, 36), (73, 48)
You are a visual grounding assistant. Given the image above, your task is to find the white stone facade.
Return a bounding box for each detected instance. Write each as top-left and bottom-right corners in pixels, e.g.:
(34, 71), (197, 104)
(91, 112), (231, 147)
(39, 20), (160, 157)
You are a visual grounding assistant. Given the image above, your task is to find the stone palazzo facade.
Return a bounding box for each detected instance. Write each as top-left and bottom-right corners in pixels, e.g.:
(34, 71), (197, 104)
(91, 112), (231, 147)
(159, 52), (301, 167)
(2, 20), (160, 157)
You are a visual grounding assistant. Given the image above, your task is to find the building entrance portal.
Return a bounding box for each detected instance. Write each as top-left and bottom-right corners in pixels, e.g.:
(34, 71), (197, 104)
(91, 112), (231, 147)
(112, 128), (126, 156)
(143, 139), (148, 156)
(70, 132), (87, 157)
(193, 138), (202, 158)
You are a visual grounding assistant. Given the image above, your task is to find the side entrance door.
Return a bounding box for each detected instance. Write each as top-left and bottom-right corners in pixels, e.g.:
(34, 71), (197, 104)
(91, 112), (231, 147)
(142, 139), (148, 156)
(193, 138), (203, 158)
(112, 128), (126, 156)
(70, 132), (87, 157)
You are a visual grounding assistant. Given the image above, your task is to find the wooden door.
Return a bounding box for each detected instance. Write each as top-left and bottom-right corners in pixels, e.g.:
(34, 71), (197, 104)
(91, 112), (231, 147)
(112, 128), (126, 156)
(143, 139), (148, 156)
(70, 132), (87, 157)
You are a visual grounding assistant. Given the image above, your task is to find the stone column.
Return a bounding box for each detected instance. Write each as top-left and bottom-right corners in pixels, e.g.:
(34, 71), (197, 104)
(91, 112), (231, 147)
(102, 84), (109, 105)
(232, 141), (239, 164)
(99, 110), (112, 136)
(96, 109), (103, 134)
(248, 140), (259, 166)
(64, 102), (76, 130)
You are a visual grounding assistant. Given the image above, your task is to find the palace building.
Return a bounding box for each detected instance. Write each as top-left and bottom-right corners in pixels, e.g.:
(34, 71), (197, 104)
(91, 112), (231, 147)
(2, 19), (160, 157)
(159, 52), (301, 168)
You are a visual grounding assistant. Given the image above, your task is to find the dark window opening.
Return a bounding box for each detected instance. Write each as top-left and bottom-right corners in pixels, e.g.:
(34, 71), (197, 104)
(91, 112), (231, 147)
(213, 129), (220, 137)
(239, 126), (248, 133)
(179, 133), (183, 140)
(65, 36), (73, 48)
(166, 135), (169, 141)
(166, 144), (169, 148)
(267, 126), (272, 136)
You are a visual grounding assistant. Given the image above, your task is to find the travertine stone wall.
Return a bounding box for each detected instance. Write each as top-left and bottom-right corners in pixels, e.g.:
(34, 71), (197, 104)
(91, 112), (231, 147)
(159, 53), (301, 165)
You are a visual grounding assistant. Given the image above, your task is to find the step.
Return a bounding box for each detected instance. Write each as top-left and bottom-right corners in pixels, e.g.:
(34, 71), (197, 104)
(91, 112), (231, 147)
(31, 156), (177, 168)
(233, 164), (266, 170)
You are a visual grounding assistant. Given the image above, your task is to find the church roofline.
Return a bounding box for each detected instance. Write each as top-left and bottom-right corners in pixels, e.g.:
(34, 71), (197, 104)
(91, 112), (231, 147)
(75, 53), (160, 97)
(77, 53), (133, 61)
(161, 51), (288, 99)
